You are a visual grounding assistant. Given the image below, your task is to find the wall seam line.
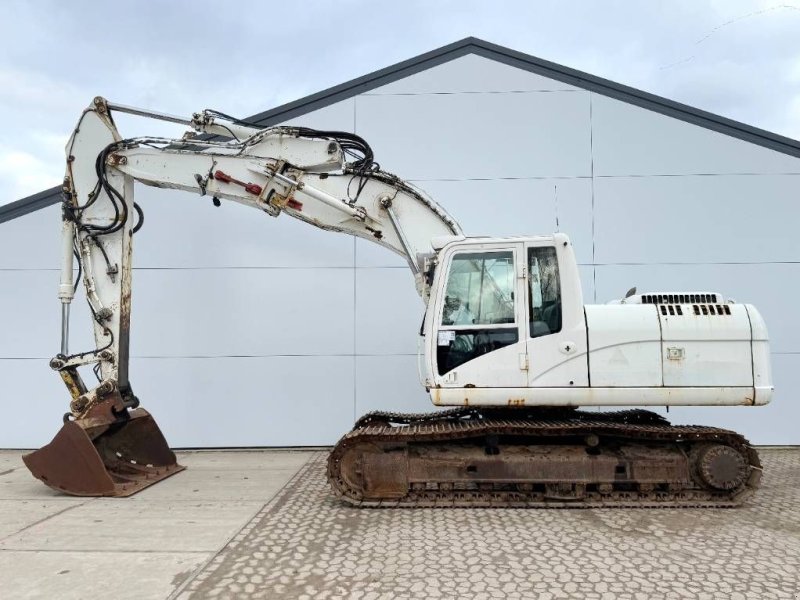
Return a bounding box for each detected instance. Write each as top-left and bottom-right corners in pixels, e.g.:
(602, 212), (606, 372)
(589, 92), (597, 303)
(353, 96), (358, 424)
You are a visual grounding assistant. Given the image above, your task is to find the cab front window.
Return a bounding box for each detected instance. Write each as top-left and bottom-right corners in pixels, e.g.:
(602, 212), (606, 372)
(441, 252), (515, 326)
(437, 250), (518, 375)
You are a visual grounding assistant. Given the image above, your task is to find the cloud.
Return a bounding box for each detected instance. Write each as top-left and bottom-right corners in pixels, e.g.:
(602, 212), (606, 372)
(1, 0), (799, 207)
(788, 96), (800, 139)
(0, 68), (85, 115)
(0, 146), (62, 202)
(0, 127), (66, 202)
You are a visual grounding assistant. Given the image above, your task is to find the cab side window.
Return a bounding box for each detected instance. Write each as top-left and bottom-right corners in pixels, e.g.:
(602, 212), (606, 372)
(528, 247), (561, 338)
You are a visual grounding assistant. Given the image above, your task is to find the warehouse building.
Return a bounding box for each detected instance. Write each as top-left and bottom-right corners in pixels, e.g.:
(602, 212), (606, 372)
(1, 38), (798, 448)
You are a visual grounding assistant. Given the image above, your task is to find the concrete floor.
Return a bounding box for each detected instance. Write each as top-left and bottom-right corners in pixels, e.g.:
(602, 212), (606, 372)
(0, 449), (798, 600)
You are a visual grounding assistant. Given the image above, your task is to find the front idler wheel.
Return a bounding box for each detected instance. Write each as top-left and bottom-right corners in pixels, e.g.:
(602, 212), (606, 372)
(691, 444), (748, 491)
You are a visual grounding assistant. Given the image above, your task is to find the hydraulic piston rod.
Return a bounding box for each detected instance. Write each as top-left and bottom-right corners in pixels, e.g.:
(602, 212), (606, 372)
(105, 100), (260, 140)
(58, 218), (75, 355)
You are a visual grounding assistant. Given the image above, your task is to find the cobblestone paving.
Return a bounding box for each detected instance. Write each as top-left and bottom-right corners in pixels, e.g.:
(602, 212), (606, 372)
(177, 449), (800, 600)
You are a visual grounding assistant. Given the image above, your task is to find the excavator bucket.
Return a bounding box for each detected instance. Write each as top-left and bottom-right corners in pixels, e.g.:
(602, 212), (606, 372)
(23, 404), (184, 497)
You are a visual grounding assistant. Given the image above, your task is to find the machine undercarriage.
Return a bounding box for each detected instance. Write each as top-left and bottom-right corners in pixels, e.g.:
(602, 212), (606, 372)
(328, 408), (761, 508)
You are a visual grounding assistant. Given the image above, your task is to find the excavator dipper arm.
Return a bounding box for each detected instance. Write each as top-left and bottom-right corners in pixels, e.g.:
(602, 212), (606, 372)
(24, 97), (461, 497)
(60, 98), (462, 402)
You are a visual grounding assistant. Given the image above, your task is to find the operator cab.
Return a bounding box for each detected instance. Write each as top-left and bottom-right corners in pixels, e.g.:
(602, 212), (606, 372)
(424, 233), (588, 400)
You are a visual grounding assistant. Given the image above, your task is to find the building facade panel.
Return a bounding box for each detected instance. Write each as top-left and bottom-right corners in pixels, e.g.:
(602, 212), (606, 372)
(592, 94), (800, 176)
(128, 355), (355, 447)
(355, 267), (423, 356)
(355, 354), (430, 417)
(355, 90), (592, 180)
(0, 205), (62, 269)
(354, 177), (594, 267)
(129, 267), (355, 358)
(354, 237), (406, 268)
(133, 186), (355, 269)
(0, 359), (69, 448)
(0, 49), (798, 449)
(0, 269), (94, 357)
(593, 174), (800, 265)
(279, 98), (356, 133)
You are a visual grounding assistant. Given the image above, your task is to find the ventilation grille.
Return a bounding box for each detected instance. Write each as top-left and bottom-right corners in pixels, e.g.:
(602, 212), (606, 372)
(659, 303), (731, 316)
(643, 293), (717, 304)
(693, 304), (731, 316)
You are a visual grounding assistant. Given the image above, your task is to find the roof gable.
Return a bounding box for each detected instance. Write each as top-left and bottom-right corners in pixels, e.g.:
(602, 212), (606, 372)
(3, 36), (799, 224)
(366, 53), (581, 94)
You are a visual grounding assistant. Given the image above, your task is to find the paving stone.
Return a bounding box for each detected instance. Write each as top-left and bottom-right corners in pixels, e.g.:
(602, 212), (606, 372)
(178, 449), (800, 600)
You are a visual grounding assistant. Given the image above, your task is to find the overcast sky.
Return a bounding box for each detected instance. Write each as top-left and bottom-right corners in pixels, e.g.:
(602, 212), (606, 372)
(1, 0), (798, 205)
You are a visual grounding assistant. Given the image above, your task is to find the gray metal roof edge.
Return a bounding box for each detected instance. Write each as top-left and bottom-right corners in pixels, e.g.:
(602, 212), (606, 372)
(244, 38), (478, 126)
(247, 36), (800, 157)
(3, 36), (799, 223)
(247, 36), (800, 160)
(465, 38), (800, 159)
(0, 185), (61, 224)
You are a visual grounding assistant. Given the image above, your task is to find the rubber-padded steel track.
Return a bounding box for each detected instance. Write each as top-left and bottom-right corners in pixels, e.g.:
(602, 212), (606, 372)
(328, 409), (761, 508)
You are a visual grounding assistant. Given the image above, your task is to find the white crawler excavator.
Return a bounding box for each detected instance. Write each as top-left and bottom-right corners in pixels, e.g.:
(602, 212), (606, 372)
(23, 97), (772, 506)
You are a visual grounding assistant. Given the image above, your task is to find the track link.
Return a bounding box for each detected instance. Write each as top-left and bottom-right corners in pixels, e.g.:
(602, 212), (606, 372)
(328, 409), (761, 508)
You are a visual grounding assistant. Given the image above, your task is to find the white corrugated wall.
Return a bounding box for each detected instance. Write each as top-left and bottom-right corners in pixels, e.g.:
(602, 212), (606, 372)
(1, 54), (798, 447)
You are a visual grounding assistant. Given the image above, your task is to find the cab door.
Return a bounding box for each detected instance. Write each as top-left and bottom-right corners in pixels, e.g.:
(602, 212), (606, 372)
(431, 242), (528, 389)
(524, 240), (589, 387)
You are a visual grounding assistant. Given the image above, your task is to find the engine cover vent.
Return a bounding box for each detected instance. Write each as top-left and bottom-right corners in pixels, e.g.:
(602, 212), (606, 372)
(612, 291), (727, 306)
(621, 292), (725, 304)
(642, 293), (718, 305)
(693, 304), (732, 316)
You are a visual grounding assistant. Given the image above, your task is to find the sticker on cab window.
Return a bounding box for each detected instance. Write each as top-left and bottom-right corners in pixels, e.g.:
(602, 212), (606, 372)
(437, 330), (456, 346)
